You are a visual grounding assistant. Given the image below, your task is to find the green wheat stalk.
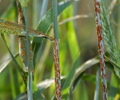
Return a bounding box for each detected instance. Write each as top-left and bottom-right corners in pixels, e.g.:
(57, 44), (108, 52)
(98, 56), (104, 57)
(52, 0), (62, 99)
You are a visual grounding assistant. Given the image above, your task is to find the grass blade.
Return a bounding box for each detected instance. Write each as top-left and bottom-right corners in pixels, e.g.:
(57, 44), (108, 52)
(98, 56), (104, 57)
(0, 19), (57, 42)
(0, 53), (19, 73)
(15, 77), (65, 100)
(62, 55), (80, 99)
(94, 0), (108, 99)
(69, 58), (99, 95)
(52, 0), (61, 99)
(1, 34), (28, 86)
(40, 0), (48, 19)
(32, 1), (73, 66)
(94, 67), (100, 100)
(22, 2), (33, 99)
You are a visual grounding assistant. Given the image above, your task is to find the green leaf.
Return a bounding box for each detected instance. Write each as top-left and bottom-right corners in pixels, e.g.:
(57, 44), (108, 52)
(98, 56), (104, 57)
(70, 57), (99, 93)
(0, 1), (18, 72)
(14, 83), (46, 100)
(61, 55), (80, 99)
(36, 1), (73, 34)
(32, 1), (73, 66)
(1, 34), (28, 86)
(0, 19), (56, 42)
(23, 5), (33, 100)
(75, 58), (99, 77)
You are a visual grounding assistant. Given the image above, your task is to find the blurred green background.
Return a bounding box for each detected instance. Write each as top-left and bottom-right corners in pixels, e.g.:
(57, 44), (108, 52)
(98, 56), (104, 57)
(0, 0), (120, 100)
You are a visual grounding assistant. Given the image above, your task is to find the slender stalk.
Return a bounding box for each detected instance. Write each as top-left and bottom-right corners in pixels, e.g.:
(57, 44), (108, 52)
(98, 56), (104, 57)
(94, 67), (100, 100)
(94, 0), (108, 100)
(1, 34), (27, 86)
(16, 0), (34, 99)
(33, 0), (42, 28)
(10, 34), (19, 99)
(16, 0), (27, 86)
(23, 6), (33, 100)
(16, 1), (33, 94)
(52, 0), (61, 99)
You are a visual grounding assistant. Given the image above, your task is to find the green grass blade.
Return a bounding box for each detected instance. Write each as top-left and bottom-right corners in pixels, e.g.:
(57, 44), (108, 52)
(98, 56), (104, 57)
(1, 34), (28, 86)
(52, 0), (61, 99)
(1, 1), (24, 98)
(69, 58), (115, 94)
(14, 77), (65, 100)
(14, 90), (46, 100)
(40, 0), (48, 19)
(35, 1), (73, 34)
(32, 1), (73, 67)
(75, 58), (99, 77)
(15, 76), (65, 100)
(69, 58), (99, 93)
(73, 73), (109, 91)
(33, 0), (42, 28)
(0, 53), (19, 73)
(23, 3), (33, 99)
(0, 19), (56, 42)
(61, 55), (80, 99)
(94, 67), (100, 100)
(94, 0), (108, 99)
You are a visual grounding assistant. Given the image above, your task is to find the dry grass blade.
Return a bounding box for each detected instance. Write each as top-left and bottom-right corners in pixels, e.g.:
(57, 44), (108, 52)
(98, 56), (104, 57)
(59, 14), (93, 25)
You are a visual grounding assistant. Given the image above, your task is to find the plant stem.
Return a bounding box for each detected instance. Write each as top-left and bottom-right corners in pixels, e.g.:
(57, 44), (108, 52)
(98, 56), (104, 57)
(23, 7), (33, 100)
(10, 34), (20, 99)
(94, 0), (108, 100)
(52, 0), (61, 99)
(94, 67), (100, 100)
